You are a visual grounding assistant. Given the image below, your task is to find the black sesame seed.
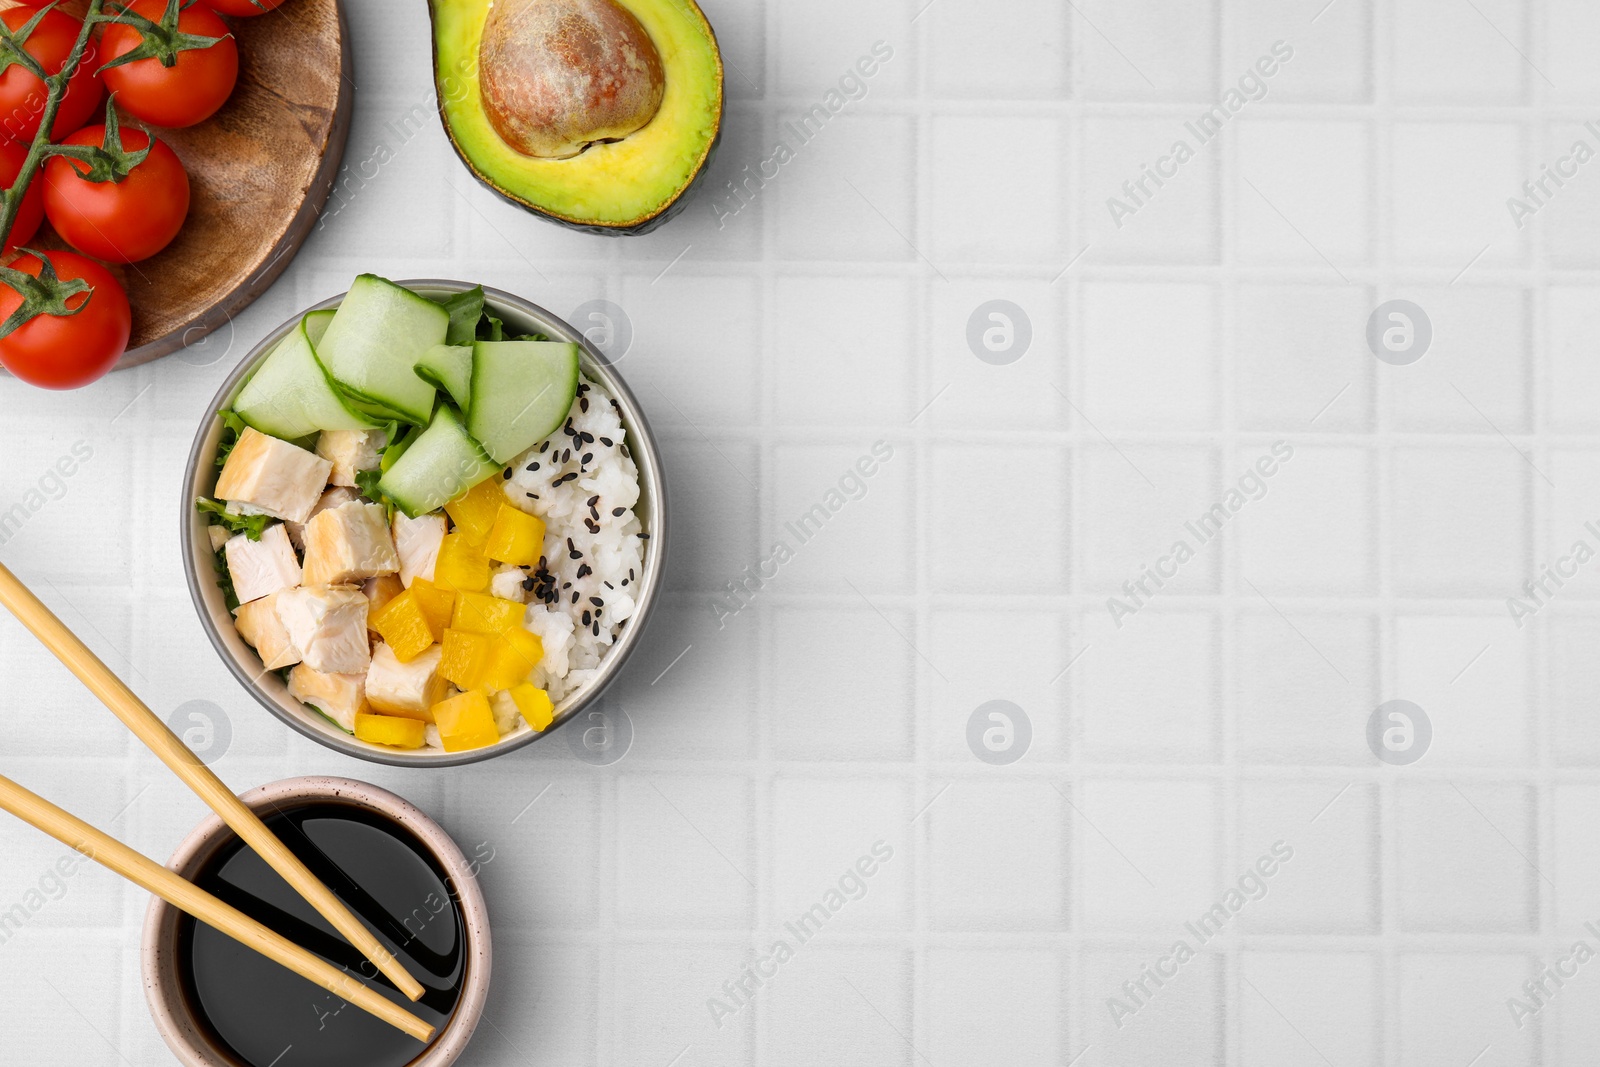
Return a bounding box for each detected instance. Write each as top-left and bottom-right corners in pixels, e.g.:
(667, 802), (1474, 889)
(620, 578), (629, 586)
(522, 577), (536, 591)
(576, 563), (592, 578)
(528, 462), (540, 471)
(599, 437), (613, 447)
(540, 441), (550, 453)
(587, 495), (600, 506)
(580, 397), (590, 413)
(502, 469), (512, 480)
(589, 596), (603, 607)
(612, 507), (625, 517)
(581, 452), (594, 465)
(582, 610), (591, 625)
(604, 581), (614, 589)
(525, 492), (539, 500)
(580, 431), (595, 444)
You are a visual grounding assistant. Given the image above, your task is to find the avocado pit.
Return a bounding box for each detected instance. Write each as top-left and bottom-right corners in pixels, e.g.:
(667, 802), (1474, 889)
(479, 0), (666, 160)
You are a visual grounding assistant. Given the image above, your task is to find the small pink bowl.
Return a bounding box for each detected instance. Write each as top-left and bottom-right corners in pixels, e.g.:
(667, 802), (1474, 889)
(141, 776), (492, 1067)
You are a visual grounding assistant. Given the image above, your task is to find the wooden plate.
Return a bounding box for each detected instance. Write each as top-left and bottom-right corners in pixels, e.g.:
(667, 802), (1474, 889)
(0, 0), (352, 370)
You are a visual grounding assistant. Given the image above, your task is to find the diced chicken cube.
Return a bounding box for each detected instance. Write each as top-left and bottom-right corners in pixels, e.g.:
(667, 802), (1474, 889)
(233, 592), (302, 670)
(365, 643), (446, 718)
(288, 486), (357, 551)
(287, 664), (367, 732)
(215, 428), (332, 525)
(206, 525), (231, 553)
(224, 524), (301, 605)
(392, 511), (446, 587)
(489, 564), (530, 603)
(301, 501), (400, 586)
(275, 585), (371, 674)
(315, 429), (387, 489)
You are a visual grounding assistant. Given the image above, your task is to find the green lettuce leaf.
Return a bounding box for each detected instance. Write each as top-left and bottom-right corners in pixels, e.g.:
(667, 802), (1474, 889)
(196, 497), (271, 541)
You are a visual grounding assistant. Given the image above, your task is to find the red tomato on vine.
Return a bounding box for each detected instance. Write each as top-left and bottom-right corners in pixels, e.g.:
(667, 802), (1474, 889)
(44, 108), (191, 264)
(0, 6), (104, 142)
(0, 252), (131, 390)
(0, 138), (43, 254)
(98, 0), (238, 128)
(203, 0), (290, 15)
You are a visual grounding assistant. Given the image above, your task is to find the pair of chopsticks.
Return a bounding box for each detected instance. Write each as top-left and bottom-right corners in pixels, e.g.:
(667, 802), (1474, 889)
(0, 562), (436, 1044)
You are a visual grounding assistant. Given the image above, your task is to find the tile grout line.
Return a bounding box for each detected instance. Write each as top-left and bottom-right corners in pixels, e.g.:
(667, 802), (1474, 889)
(753, 7), (778, 1062)
(1215, 2), (1244, 1050)
(1371, 1), (1401, 1061)
(909, 3), (935, 1053)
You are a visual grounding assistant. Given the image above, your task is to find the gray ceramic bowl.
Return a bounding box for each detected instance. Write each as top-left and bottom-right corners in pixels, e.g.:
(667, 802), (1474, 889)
(141, 776), (492, 1067)
(182, 280), (668, 766)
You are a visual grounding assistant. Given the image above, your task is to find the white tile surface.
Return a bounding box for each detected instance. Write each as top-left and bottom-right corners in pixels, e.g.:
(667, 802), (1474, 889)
(0, 0), (1592, 1062)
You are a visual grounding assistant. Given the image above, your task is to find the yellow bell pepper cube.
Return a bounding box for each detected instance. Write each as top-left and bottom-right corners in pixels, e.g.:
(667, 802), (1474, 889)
(484, 503), (546, 567)
(369, 589), (435, 663)
(444, 478), (505, 547)
(508, 683), (555, 732)
(408, 577), (456, 636)
(480, 627), (545, 690)
(362, 574), (404, 623)
(354, 712), (426, 749)
(432, 690), (500, 752)
(439, 628), (495, 690)
(451, 591), (525, 635)
(433, 532), (490, 593)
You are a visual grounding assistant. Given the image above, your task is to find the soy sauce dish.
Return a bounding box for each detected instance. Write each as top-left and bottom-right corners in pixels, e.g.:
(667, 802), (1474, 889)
(182, 279), (667, 766)
(143, 777), (491, 1067)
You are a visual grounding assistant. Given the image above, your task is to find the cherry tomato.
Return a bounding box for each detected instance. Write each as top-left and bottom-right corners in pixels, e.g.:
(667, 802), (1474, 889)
(0, 139), (43, 255)
(99, 0), (238, 128)
(203, 0), (289, 15)
(0, 252), (131, 389)
(43, 126), (190, 263)
(0, 6), (104, 143)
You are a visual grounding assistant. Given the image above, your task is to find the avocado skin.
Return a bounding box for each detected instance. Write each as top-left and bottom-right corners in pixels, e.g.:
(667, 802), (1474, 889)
(429, 0), (725, 237)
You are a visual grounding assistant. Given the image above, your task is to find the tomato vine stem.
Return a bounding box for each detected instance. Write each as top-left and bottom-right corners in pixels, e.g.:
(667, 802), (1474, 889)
(0, 0), (105, 252)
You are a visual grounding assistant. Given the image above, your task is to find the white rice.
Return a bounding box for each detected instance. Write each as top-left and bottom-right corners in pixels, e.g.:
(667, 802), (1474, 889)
(501, 374), (645, 704)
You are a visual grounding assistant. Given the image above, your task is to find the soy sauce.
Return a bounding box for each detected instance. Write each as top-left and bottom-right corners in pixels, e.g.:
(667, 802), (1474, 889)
(176, 801), (465, 1067)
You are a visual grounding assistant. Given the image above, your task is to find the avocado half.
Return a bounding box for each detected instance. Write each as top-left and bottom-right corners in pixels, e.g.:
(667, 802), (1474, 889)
(429, 0), (725, 236)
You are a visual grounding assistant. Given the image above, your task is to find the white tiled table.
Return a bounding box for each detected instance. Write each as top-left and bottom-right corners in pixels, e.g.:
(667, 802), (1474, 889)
(2, 1), (1597, 1064)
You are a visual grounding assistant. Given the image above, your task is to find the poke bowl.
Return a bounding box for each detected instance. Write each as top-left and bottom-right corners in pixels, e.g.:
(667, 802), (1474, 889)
(182, 278), (667, 766)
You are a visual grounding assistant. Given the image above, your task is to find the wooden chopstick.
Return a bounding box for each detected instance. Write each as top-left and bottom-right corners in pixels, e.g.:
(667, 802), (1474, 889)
(0, 773), (436, 1043)
(0, 562), (426, 1003)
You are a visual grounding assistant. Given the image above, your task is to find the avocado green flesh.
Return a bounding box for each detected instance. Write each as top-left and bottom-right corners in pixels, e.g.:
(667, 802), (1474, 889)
(428, 0), (725, 234)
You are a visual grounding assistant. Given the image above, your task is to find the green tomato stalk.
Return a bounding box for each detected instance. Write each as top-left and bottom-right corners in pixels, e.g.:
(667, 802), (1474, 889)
(0, 1), (229, 338)
(0, 0), (105, 253)
(0, 0), (104, 337)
